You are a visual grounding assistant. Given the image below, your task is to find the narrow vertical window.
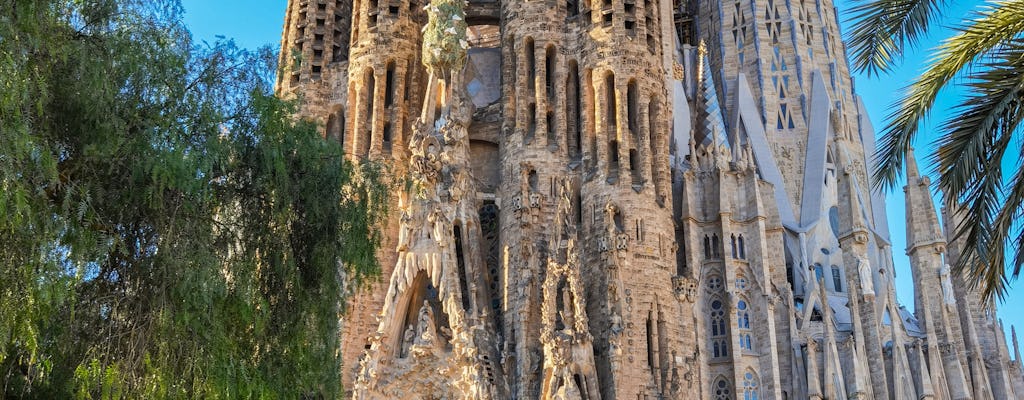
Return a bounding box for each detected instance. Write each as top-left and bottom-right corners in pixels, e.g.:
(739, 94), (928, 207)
(384, 61), (396, 107)
(545, 45), (556, 101)
(567, 61), (582, 160)
(605, 73), (616, 132)
(525, 38), (536, 90)
(831, 266), (842, 292)
(454, 223), (470, 311)
(627, 80), (639, 139)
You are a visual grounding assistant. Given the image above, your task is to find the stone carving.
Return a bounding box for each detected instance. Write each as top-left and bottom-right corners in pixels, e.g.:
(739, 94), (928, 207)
(940, 263), (957, 307)
(857, 256), (875, 296)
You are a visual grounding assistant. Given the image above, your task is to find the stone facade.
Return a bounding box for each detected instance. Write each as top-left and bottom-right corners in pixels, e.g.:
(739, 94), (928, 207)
(276, 0), (1024, 398)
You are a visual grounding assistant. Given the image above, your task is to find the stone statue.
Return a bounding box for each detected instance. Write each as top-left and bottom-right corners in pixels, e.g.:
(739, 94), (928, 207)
(415, 300), (436, 346)
(857, 256), (875, 296)
(402, 324), (415, 357)
(610, 313), (623, 335)
(940, 263), (957, 306)
(397, 209), (414, 251)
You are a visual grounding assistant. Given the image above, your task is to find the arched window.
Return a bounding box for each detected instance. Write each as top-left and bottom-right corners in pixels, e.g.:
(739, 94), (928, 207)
(831, 266), (842, 292)
(712, 235), (721, 258)
(737, 299), (753, 351)
(737, 300), (750, 329)
(704, 235), (712, 258)
(743, 371), (760, 400)
(738, 235), (746, 259)
(710, 299), (728, 358)
(731, 234), (738, 259)
(714, 377), (733, 400)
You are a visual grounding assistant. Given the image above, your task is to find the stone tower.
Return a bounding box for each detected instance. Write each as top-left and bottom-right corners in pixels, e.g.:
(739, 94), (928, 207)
(276, 0), (1024, 398)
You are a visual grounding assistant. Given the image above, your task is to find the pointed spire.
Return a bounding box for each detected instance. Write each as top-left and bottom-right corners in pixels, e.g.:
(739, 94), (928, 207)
(915, 339), (936, 399)
(906, 146), (921, 182)
(1013, 325), (1022, 367)
(904, 146), (945, 250)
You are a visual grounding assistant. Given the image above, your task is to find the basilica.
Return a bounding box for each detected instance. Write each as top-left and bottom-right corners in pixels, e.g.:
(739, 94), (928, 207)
(275, 0), (1024, 398)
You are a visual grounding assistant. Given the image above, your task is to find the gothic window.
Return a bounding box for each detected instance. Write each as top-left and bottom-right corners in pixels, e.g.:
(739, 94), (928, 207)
(707, 276), (724, 292)
(704, 235), (712, 258)
(735, 276), (747, 290)
(737, 300), (750, 328)
(712, 234), (721, 258)
(731, 234), (738, 258)
(738, 235), (746, 259)
(714, 377), (733, 400)
(743, 371), (760, 400)
(737, 299), (753, 351)
(831, 266), (842, 292)
(710, 299), (729, 358)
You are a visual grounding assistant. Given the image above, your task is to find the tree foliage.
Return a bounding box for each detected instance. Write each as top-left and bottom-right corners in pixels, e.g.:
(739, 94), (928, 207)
(845, 0), (1024, 300)
(0, 0), (389, 397)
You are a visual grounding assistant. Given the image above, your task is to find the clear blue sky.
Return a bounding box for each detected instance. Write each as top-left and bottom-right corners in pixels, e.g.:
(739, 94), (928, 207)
(179, 0), (1022, 345)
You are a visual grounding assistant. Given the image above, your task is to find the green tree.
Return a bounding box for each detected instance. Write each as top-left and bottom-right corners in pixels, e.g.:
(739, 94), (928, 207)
(846, 0), (1024, 301)
(1, 0), (389, 398)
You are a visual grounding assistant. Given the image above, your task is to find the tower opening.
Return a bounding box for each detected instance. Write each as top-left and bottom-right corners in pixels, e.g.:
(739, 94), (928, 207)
(454, 223), (471, 312)
(384, 61), (396, 107)
(567, 61), (582, 160)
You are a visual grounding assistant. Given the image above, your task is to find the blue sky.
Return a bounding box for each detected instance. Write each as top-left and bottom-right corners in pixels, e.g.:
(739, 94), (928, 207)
(179, 0), (1023, 344)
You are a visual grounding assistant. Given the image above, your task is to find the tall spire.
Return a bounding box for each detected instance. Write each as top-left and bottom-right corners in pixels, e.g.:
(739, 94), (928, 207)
(906, 147), (921, 182)
(904, 147), (945, 251)
(1014, 326), (1022, 367)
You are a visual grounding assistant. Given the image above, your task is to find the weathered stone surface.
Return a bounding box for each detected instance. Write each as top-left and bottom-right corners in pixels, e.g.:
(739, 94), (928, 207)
(277, 0), (1024, 398)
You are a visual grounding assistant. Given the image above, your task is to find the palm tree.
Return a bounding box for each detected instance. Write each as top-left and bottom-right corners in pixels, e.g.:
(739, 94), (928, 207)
(845, 0), (1024, 301)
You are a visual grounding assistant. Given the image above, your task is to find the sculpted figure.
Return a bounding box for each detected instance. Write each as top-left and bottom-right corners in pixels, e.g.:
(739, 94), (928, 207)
(402, 324), (415, 357)
(857, 256), (875, 296)
(415, 300), (436, 346)
(940, 263), (957, 306)
(397, 209), (414, 251)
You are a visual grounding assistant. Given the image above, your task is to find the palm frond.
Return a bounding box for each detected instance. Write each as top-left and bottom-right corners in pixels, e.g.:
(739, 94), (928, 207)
(938, 38), (1024, 301)
(844, 0), (945, 76)
(873, 0), (1024, 191)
